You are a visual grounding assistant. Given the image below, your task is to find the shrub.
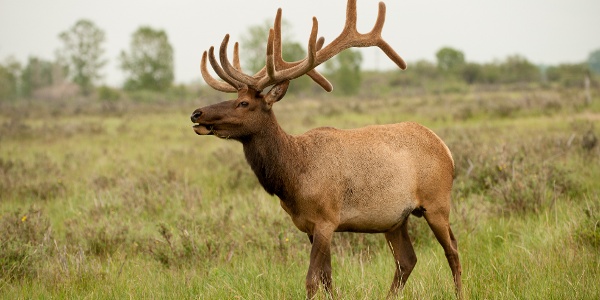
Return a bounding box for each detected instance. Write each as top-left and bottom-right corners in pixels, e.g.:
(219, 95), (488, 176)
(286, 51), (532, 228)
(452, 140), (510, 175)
(97, 85), (121, 102)
(0, 207), (51, 281)
(0, 155), (66, 201)
(209, 147), (259, 191)
(84, 224), (129, 257)
(575, 199), (600, 248)
(449, 128), (583, 216)
(148, 222), (222, 269)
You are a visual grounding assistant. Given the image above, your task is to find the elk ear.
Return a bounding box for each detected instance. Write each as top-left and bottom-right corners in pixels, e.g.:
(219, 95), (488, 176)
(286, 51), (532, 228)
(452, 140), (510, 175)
(264, 81), (290, 107)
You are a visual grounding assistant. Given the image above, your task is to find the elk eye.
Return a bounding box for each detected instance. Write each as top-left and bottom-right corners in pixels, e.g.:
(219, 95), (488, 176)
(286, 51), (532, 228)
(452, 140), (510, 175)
(238, 101), (249, 108)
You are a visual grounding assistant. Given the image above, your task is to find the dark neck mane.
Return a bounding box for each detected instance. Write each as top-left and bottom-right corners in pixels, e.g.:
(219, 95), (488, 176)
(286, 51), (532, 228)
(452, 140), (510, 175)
(241, 120), (302, 212)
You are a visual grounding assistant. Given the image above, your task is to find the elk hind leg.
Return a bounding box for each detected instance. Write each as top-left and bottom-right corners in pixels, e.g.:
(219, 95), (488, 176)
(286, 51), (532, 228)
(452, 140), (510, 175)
(423, 203), (462, 298)
(384, 219), (417, 298)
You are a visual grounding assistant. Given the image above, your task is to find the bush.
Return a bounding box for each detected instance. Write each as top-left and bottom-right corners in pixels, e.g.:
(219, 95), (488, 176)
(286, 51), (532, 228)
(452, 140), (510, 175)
(148, 222), (224, 269)
(546, 63), (589, 87)
(0, 207), (52, 281)
(209, 146), (259, 191)
(0, 156), (66, 201)
(575, 199), (600, 248)
(449, 129), (583, 216)
(97, 85), (121, 102)
(84, 224), (129, 257)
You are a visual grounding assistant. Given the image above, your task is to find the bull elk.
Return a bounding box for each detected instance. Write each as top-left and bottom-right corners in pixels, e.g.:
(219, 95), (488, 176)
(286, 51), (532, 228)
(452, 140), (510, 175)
(190, 0), (462, 298)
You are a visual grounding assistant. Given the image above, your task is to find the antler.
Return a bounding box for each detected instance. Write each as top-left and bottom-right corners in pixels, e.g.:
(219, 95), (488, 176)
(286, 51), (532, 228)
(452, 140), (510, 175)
(201, 0), (405, 93)
(200, 43), (243, 93)
(315, 0), (406, 70)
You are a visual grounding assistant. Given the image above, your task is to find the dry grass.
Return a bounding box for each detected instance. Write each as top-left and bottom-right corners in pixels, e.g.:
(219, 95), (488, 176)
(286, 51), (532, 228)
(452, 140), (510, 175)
(1, 84), (599, 298)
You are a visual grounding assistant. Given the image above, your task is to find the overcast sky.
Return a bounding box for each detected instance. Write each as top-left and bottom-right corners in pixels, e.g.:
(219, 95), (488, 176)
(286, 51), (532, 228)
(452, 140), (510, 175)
(1, 0), (599, 86)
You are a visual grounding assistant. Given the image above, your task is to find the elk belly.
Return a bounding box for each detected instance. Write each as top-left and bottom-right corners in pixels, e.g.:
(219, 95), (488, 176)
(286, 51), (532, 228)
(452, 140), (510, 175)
(337, 205), (414, 233)
(335, 154), (418, 233)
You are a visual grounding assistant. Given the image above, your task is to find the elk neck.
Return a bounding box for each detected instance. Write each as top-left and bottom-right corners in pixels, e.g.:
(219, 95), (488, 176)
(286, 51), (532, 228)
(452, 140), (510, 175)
(240, 114), (304, 213)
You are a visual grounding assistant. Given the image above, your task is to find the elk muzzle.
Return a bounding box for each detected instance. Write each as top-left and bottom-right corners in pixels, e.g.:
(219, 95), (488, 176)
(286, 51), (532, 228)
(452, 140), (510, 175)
(190, 109), (214, 136)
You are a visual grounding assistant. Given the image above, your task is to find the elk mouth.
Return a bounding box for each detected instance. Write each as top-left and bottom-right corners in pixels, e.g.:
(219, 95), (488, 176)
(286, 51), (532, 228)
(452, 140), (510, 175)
(193, 124), (214, 135)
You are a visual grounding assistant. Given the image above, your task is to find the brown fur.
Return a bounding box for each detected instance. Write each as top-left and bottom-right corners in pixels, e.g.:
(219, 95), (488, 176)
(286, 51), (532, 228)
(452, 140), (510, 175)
(191, 83), (462, 299)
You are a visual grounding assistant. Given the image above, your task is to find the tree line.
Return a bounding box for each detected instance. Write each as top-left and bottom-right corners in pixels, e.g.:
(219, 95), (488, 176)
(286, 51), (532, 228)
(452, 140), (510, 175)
(0, 19), (174, 100)
(426, 47), (598, 88)
(1, 19), (599, 101)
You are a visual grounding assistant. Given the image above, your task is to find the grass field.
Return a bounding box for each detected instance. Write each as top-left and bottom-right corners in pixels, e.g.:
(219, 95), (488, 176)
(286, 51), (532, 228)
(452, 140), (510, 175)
(1, 85), (599, 299)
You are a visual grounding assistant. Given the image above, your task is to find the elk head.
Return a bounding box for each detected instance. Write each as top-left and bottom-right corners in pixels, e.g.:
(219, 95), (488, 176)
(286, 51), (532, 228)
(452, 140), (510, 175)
(190, 81), (289, 140)
(190, 0), (406, 141)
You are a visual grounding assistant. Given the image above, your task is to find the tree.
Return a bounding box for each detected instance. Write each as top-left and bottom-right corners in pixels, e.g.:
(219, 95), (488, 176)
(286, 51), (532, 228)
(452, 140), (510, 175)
(0, 65), (17, 101)
(20, 57), (54, 97)
(324, 49), (363, 95)
(0, 57), (21, 100)
(387, 59), (440, 88)
(59, 19), (107, 95)
(120, 26), (174, 91)
(546, 63), (589, 87)
(461, 63), (483, 84)
(436, 47), (465, 74)
(498, 55), (539, 84)
(475, 62), (504, 84)
(589, 49), (600, 75)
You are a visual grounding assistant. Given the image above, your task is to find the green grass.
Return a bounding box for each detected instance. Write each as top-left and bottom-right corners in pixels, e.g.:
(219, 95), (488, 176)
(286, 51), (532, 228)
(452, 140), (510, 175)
(1, 86), (599, 299)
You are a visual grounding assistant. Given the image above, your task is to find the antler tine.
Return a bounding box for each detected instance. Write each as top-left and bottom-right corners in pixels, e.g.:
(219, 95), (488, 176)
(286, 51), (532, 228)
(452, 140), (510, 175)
(372, 2), (386, 35)
(208, 46), (246, 90)
(265, 29), (277, 81)
(315, 0), (407, 70)
(259, 19), (318, 82)
(256, 14), (321, 90)
(219, 34), (258, 87)
(275, 11), (331, 89)
(258, 17), (318, 90)
(344, 0), (358, 32)
(217, 8), (331, 92)
(377, 39), (407, 70)
(372, 2), (407, 69)
(316, 37), (325, 51)
(244, 8), (288, 84)
(201, 51), (237, 93)
(306, 36), (333, 91)
(305, 36), (334, 92)
(272, 8), (284, 68)
(233, 42), (242, 71)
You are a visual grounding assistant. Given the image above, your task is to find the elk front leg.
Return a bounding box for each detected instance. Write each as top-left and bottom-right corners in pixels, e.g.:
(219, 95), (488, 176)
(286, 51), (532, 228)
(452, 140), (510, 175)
(306, 225), (334, 299)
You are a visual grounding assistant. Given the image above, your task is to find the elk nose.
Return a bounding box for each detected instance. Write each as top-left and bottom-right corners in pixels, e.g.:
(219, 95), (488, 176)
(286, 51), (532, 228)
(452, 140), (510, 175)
(190, 110), (202, 122)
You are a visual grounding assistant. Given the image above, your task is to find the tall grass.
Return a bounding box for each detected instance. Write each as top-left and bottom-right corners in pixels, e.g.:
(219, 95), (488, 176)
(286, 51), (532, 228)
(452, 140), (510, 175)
(1, 85), (599, 298)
